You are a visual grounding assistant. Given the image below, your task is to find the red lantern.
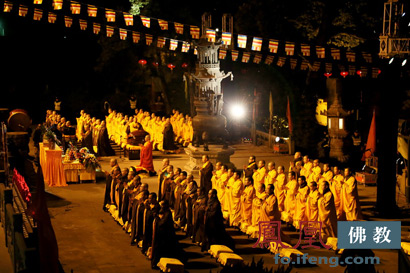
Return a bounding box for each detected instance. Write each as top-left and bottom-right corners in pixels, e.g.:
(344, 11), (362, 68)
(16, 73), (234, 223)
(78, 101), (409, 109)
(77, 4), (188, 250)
(340, 71), (348, 78)
(152, 61), (159, 67)
(378, 69), (381, 75)
(181, 63), (188, 68)
(356, 70), (362, 77)
(167, 63), (176, 71)
(138, 59), (147, 66)
(324, 72), (332, 78)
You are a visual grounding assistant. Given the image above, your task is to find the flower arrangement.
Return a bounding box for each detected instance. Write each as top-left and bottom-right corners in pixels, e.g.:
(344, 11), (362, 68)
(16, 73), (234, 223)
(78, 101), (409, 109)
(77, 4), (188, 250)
(77, 147), (100, 171)
(42, 125), (61, 146)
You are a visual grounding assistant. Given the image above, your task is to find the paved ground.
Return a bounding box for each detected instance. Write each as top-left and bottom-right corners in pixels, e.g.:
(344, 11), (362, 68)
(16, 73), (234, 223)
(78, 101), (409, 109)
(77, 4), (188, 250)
(41, 143), (408, 273)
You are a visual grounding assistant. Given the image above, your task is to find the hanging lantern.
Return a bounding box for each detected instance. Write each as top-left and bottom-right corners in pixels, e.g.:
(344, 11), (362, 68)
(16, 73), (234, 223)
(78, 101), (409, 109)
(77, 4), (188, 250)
(152, 61), (159, 67)
(356, 70), (362, 77)
(340, 71), (348, 78)
(324, 72), (332, 78)
(181, 63), (188, 68)
(378, 69), (381, 75)
(138, 59), (147, 66)
(167, 63), (176, 71)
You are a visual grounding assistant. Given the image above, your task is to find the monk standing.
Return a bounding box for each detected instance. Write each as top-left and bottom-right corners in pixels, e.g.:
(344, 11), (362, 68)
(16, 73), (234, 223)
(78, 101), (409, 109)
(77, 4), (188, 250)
(252, 160), (267, 188)
(241, 177), (256, 226)
(293, 176), (309, 230)
(229, 171), (243, 227)
(318, 180), (338, 240)
(342, 168), (363, 221)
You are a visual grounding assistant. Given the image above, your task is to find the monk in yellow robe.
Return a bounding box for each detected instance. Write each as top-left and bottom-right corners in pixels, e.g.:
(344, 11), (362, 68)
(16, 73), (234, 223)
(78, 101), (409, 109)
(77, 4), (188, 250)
(331, 166), (345, 220)
(274, 166), (287, 212)
(321, 163), (333, 182)
(216, 165), (229, 209)
(305, 181), (320, 222)
(300, 156), (313, 178)
(342, 168), (363, 221)
(251, 183), (266, 227)
(241, 177), (255, 226)
(211, 162), (222, 190)
(283, 171), (298, 223)
(252, 160), (267, 188)
(308, 159), (322, 183)
(260, 184), (291, 244)
(228, 171), (243, 227)
(222, 168), (234, 218)
(293, 176), (309, 230)
(318, 180), (338, 240)
(264, 162), (277, 187)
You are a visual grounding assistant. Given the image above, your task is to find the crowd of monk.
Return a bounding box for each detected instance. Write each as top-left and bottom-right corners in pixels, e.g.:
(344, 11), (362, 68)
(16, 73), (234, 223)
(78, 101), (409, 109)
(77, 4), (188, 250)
(101, 148), (363, 269)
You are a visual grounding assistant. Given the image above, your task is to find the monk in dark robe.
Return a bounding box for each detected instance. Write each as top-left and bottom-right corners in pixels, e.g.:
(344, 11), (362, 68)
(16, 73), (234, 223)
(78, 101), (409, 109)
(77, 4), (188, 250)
(160, 165), (174, 202)
(243, 155), (257, 179)
(184, 176), (198, 237)
(192, 187), (207, 245)
(157, 159), (170, 201)
(82, 124), (94, 154)
(173, 171), (187, 223)
(97, 121), (115, 156)
(135, 135), (156, 176)
(162, 118), (177, 151)
(141, 193), (160, 256)
(119, 170), (136, 223)
(200, 155), (213, 194)
(131, 189), (149, 245)
(127, 122), (148, 146)
(103, 159), (120, 211)
(203, 189), (235, 251)
(151, 200), (183, 269)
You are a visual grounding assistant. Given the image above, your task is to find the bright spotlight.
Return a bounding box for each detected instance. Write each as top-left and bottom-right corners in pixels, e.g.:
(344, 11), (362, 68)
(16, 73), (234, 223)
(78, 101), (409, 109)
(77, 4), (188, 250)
(230, 104), (246, 120)
(403, 59), (408, 66)
(275, 136), (280, 143)
(389, 57), (394, 64)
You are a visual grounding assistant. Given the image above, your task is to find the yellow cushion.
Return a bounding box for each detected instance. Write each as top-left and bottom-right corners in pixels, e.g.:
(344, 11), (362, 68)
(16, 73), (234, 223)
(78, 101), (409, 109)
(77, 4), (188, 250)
(401, 242), (410, 255)
(157, 258), (184, 273)
(217, 253), (243, 267)
(209, 245), (234, 258)
(326, 237), (338, 251)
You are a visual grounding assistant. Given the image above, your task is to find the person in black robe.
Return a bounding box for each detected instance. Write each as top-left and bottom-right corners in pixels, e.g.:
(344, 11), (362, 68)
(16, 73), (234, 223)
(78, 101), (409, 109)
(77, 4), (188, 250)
(203, 189), (235, 251)
(127, 122), (148, 146)
(158, 163), (172, 201)
(120, 169), (136, 223)
(179, 175), (197, 233)
(141, 192), (160, 256)
(97, 121), (115, 156)
(200, 155), (213, 194)
(151, 200), (183, 269)
(173, 171), (187, 223)
(192, 187), (207, 246)
(81, 124), (94, 154)
(162, 118), (178, 151)
(243, 155), (257, 179)
(103, 159), (119, 211)
(131, 190), (149, 245)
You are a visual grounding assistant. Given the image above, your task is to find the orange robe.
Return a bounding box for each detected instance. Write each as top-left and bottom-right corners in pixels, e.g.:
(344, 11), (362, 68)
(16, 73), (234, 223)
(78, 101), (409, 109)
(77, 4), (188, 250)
(305, 189), (320, 222)
(331, 174), (345, 220)
(293, 185), (309, 229)
(342, 176), (363, 221)
(308, 166), (322, 183)
(217, 172), (229, 210)
(241, 185), (255, 225)
(211, 169), (222, 190)
(251, 191), (267, 226)
(300, 162), (313, 178)
(252, 167), (267, 188)
(264, 169), (277, 187)
(318, 191), (338, 239)
(274, 173), (287, 212)
(229, 178), (243, 227)
(322, 170), (333, 183)
(284, 178), (298, 220)
(224, 177), (235, 214)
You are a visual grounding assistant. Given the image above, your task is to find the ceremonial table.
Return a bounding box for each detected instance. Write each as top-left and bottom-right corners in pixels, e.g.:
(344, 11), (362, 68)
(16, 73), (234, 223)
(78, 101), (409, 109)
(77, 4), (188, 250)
(62, 161), (96, 183)
(39, 143), (67, 187)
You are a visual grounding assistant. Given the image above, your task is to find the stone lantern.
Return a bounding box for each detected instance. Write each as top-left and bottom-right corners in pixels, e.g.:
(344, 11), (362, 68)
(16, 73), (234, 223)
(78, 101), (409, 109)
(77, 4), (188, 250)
(327, 79), (349, 162)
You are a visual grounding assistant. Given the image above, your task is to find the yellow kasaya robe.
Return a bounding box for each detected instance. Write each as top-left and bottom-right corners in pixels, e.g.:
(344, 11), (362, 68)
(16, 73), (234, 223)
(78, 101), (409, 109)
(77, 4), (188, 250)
(217, 172), (229, 209)
(331, 174), (345, 220)
(322, 170), (333, 183)
(274, 173), (287, 212)
(264, 169), (277, 187)
(305, 189), (320, 222)
(141, 116), (150, 131)
(342, 176), (363, 221)
(300, 162), (313, 178)
(183, 121), (193, 145)
(241, 184), (255, 225)
(136, 112), (144, 124)
(318, 191), (338, 240)
(177, 118), (185, 140)
(224, 176), (235, 214)
(251, 191), (267, 226)
(252, 167), (267, 189)
(229, 178), (243, 227)
(211, 169), (223, 190)
(284, 178), (299, 220)
(293, 185), (310, 229)
(308, 166), (322, 183)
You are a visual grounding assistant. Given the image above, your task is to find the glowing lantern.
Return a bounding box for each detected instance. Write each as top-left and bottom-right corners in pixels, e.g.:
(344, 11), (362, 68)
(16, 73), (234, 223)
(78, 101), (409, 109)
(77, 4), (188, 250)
(340, 71), (348, 78)
(356, 70), (362, 77)
(181, 63), (188, 68)
(167, 63), (176, 71)
(324, 72), (332, 78)
(138, 59), (147, 66)
(152, 61), (159, 67)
